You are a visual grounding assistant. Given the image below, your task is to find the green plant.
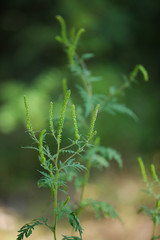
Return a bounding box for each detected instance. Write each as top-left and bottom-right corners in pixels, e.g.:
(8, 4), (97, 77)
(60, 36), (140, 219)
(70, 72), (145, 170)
(138, 157), (160, 240)
(17, 93), (99, 240)
(55, 15), (148, 222)
(17, 16), (149, 240)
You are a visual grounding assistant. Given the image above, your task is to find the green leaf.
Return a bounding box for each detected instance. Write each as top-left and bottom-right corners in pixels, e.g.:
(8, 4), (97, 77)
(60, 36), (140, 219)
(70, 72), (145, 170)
(76, 85), (93, 117)
(60, 149), (77, 154)
(103, 101), (138, 121)
(62, 159), (87, 173)
(81, 199), (119, 220)
(138, 205), (160, 225)
(37, 171), (55, 190)
(62, 236), (82, 240)
(75, 176), (85, 191)
(152, 236), (160, 239)
(89, 154), (109, 169)
(83, 146), (122, 168)
(68, 212), (83, 237)
(81, 53), (95, 60)
(17, 218), (47, 240)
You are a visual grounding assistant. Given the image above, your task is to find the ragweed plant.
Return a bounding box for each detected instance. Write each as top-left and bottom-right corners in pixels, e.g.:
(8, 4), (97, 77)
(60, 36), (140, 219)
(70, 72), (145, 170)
(17, 16), (149, 240)
(56, 15), (149, 222)
(138, 157), (160, 240)
(17, 92), (100, 240)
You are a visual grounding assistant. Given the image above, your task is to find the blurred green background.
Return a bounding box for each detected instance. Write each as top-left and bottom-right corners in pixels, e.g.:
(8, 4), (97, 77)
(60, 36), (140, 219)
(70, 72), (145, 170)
(0, 0), (160, 216)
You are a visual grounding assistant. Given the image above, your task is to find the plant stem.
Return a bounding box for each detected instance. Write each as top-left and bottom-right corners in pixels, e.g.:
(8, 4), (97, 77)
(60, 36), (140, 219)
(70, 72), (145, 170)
(151, 220), (156, 240)
(54, 143), (60, 240)
(77, 160), (91, 216)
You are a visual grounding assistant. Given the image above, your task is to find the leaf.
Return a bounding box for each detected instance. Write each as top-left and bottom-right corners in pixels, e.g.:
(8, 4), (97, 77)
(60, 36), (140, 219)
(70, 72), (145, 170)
(17, 218), (47, 240)
(81, 53), (95, 60)
(89, 154), (109, 169)
(62, 236), (82, 240)
(81, 199), (119, 220)
(61, 196), (70, 210)
(21, 146), (39, 151)
(37, 171), (55, 190)
(68, 212), (83, 237)
(152, 236), (160, 240)
(75, 176), (85, 191)
(62, 159), (87, 173)
(76, 85), (93, 117)
(60, 149), (77, 154)
(104, 147), (122, 168)
(83, 145), (122, 168)
(92, 201), (119, 219)
(56, 202), (71, 221)
(138, 205), (160, 225)
(103, 101), (138, 121)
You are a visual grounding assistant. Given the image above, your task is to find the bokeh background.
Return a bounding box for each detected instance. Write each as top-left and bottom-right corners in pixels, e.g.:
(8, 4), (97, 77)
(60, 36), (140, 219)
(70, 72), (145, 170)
(0, 0), (160, 239)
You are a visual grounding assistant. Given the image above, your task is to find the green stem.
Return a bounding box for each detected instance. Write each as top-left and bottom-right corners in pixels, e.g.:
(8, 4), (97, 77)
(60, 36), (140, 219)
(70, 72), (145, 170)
(151, 220), (156, 240)
(77, 160), (91, 216)
(151, 199), (160, 240)
(59, 142), (87, 171)
(53, 143), (60, 240)
(60, 142), (76, 151)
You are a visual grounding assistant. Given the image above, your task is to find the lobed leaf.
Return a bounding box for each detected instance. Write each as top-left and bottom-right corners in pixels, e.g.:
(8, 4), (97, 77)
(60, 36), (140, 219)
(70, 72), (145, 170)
(103, 101), (138, 121)
(68, 212), (83, 237)
(17, 218), (47, 240)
